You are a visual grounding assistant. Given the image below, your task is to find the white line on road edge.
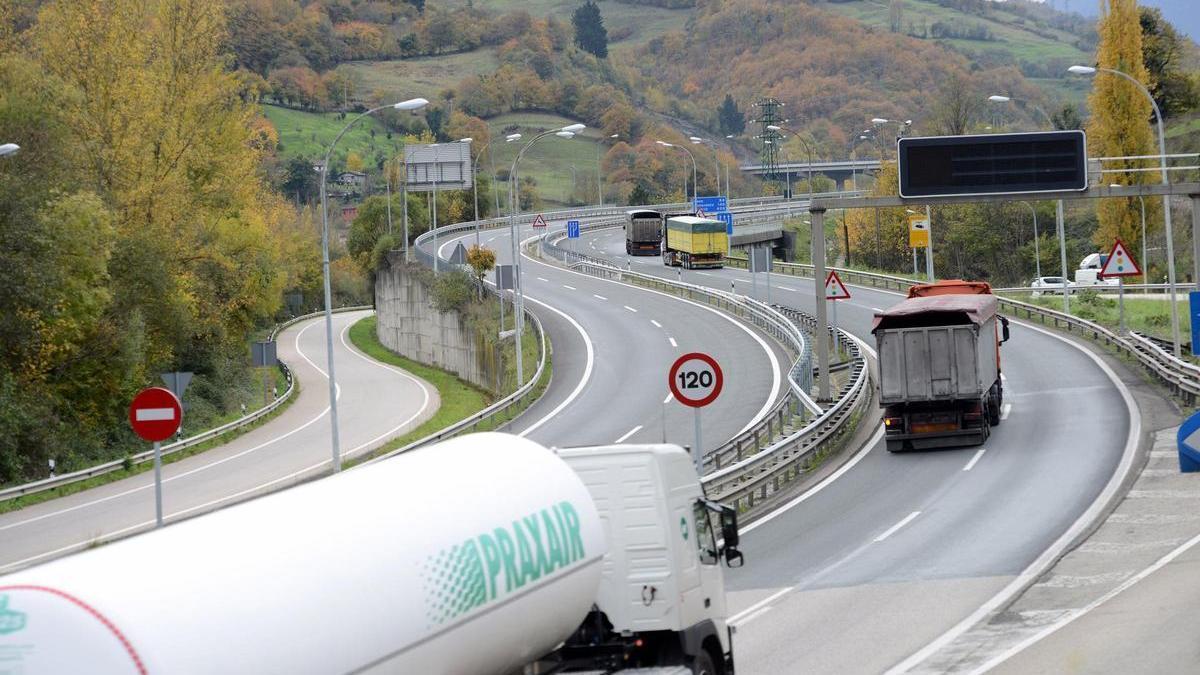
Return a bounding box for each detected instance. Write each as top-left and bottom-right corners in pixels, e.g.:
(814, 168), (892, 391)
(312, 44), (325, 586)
(728, 585), (795, 626)
(669, 337), (678, 347)
(1000, 403), (1012, 420)
(593, 294), (607, 300)
(875, 511), (921, 542)
(537, 277), (549, 282)
(779, 286), (797, 292)
(563, 285), (576, 290)
(962, 448), (987, 472)
(733, 605), (774, 627)
(651, 319), (662, 328)
(614, 425), (643, 443)
(663, 392), (673, 404)
(623, 305), (638, 313)
(515, 293), (595, 438)
(696, 272), (712, 276)
(967, 528), (1200, 674)
(886, 318), (1141, 674)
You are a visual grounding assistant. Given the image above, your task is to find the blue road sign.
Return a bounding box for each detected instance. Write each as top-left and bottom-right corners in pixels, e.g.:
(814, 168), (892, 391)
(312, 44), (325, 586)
(567, 220), (581, 239)
(1177, 408), (1200, 472)
(1191, 291), (1200, 356)
(716, 211), (734, 235)
(694, 196), (727, 214)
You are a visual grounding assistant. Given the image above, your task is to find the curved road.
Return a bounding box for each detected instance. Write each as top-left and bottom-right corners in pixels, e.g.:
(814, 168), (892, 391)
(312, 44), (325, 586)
(576, 223), (1137, 673)
(0, 310), (438, 573)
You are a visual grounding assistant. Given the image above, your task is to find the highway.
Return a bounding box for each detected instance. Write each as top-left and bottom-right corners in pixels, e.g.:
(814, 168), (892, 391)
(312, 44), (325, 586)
(426, 222), (791, 451)
(573, 223), (1138, 673)
(0, 310), (438, 573)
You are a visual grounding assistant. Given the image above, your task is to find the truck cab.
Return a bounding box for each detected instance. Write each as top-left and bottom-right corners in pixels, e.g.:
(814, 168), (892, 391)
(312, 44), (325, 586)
(554, 445), (742, 674)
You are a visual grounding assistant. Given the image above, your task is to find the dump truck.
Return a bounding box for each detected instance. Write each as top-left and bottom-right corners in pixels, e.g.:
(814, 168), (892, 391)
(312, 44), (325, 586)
(663, 215), (727, 269)
(626, 209), (664, 255)
(874, 281), (1010, 452)
(0, 433), (744, 674)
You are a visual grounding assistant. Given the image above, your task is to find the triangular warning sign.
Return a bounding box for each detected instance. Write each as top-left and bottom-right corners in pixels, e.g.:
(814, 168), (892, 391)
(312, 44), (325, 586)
(695, 208), (707, 218)
(532, 214), (547, 228)
(1099, 239), (1141, 278)
(825, 271), (851, 300)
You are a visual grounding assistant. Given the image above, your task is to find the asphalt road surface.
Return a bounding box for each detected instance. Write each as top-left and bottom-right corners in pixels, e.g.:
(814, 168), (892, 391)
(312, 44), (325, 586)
(0, 310), (438, 573)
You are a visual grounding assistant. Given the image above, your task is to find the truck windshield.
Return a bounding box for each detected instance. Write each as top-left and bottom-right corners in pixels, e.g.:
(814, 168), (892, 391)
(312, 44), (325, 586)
(692, 501), (719, 565)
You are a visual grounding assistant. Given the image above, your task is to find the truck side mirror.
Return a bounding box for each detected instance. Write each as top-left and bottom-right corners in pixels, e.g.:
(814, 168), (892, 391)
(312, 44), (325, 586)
(724, 548), (744, 568)
(719, 505), (739, 549)
(1000, 316), (1011, 343)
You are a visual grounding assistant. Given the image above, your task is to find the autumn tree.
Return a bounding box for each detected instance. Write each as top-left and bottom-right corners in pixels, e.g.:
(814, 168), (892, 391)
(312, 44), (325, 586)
(572, 1), (608, 59)
(466, 245), (496, 299)
(1088, 0), (1159, 250)
(927, 73), (982, 135)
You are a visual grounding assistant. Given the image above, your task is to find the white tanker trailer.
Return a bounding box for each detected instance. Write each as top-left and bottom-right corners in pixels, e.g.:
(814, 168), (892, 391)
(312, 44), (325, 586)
(0, 433), (744, 674)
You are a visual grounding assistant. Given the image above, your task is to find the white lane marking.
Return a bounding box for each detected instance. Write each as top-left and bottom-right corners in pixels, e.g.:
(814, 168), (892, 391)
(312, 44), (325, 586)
(875, 511), (922, 542)
(516, 294), (595, 437)
(669, 337), (678, 347)
(651, 320), (663, 328)
(1000, 403), (1012, 420)
(890, 319), (1141, 674)
(742, 331), (879, 535)
(779, 286), (797, 292)
(696, 272), (712, 276)
(734, 605), (774, 627)
(968, 528), (1200, 674)
(337, 322), (437, 451)
(537, 277), (549, 282)
(623, 305), (638, 313)
(963, 448), (987, 472)
(563, 285), (577, 290)
(593, 294), (607, 300)
(663, 393), (673, 404)
(134, 408), (176, 422)
(729, 585), (795, 625)
(0, 318), (344, 535)
(614, 425), (643, 443)
(872, 307), (884, 312)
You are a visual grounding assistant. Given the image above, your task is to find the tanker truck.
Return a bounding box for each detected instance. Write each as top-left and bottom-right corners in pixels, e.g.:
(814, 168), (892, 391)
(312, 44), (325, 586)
(874, 281), (1010, 452)
(0, 433), (743, 674)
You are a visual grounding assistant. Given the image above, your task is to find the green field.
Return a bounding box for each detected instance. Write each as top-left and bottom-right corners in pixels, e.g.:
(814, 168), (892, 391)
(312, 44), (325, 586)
(262, 104), (403, 168)
(1008, 292), (1192, 345)
(485, 112), (613, 207)
(337, 49), (500, 100)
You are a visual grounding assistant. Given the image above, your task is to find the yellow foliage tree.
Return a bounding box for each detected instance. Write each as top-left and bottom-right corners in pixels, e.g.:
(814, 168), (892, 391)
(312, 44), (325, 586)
(844, 162), (909, 270)
(1087, 0), (1160, 251)
(345, 150), (365, 173)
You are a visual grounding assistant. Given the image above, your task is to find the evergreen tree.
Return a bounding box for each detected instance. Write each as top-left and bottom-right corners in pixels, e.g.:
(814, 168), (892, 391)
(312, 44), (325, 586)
(628, 183), (651, 206)
(1051, 103), (1084, 130)
(717, 94), (745, 135)
(1139, 7), (1199, 120)
(572, 1), (608, 59)
(1087, 0), (1158, 251)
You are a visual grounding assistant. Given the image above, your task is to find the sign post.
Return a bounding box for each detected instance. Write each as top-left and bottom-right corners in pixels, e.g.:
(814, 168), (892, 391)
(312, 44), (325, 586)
(825, 270), (852, 344)
(129, 387), (183, 527)
(908, 212), (930, 278)
(566, 219), (581, 255)
(1099, 239), (1142, 333)
(668, 352), (724, 474)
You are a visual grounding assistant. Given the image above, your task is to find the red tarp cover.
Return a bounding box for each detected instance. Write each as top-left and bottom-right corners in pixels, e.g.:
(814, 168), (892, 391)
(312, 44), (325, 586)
(872, 294), (998, 332)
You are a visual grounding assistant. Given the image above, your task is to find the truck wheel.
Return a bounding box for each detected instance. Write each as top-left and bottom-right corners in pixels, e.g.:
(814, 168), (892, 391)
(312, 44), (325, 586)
(988, 397), (1001, 426)
(689, 650), (718, 675)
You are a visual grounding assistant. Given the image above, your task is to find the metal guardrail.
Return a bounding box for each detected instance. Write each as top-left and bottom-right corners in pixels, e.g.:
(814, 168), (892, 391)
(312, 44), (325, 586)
(991, 282), (1199, 295)
(0, 305), (372, 502)
(536, 220), (871, 517)
(747, 255), (1200, 403)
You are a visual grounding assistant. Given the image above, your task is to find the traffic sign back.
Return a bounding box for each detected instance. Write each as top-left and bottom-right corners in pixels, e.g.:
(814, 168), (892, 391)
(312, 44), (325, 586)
(668, 352), (723, 408)
(129, 387), (183, 442)
(825, 271), (851, 300)
(1099, 239), (1141, 277)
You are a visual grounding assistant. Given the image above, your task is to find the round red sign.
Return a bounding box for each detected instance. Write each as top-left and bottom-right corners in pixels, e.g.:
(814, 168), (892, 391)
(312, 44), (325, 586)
(668, 352), (724, 408)
(128, 387), (183, 442)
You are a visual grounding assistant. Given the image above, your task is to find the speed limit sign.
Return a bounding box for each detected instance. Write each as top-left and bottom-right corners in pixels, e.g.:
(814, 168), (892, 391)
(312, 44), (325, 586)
(669, 352), (723, 407)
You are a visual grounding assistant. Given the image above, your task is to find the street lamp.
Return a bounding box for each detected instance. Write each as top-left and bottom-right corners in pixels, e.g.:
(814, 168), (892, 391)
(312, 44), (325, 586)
(0, 143), (18, 157)
(597, 134), (618, 207)
(319, 96), (428, 472)
(508, 123), (586, 385)
(656, 140), (698, 205)
(1111, 184), (1148, 287)
(1070, 64), (1181, 356)
(691, 136), (723, 198)
(766, 124), (815, 205)
(470, 134), (521, 248)
(1023, 201), (1042, 281)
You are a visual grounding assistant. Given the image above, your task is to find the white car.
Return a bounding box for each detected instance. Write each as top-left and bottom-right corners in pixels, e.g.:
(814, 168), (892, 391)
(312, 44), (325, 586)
(1030, 276), (1071, 296)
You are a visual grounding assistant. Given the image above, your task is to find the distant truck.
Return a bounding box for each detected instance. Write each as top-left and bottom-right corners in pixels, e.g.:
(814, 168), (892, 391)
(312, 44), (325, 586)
(0, 433), (744, 675)
(1074, 252), (1119, 287)
(873, 281), (1010, 452)
(626, 208), (664, 255)
(663, 215), (727, 269)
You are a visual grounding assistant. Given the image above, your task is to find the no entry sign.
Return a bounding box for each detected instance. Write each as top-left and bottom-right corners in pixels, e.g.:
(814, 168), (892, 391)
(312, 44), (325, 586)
(129, 387), (183, 442)
(668, 352), (724, 408)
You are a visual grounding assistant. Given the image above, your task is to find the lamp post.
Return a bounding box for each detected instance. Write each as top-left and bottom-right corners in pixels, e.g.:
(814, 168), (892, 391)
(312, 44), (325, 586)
(597, 134), (617, 207)
(690, 137), (722, 197)
(0, 143), (18, 157)
(509, 123), (586, 385)
(1110, 184), (1148, 288)
(1070, 64), (1181, 356)
(1023, 201), (1042, 281)
(470, 134), (520, 247)
(766, 125), (814, 205)
(319, 97), (428, 472)
(656, 140), (698, 205)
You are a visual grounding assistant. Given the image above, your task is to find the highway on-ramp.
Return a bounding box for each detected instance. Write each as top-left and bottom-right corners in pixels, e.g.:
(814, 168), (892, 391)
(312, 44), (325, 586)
(576, 222), (1138, 673)
(0, 310), (438, 573)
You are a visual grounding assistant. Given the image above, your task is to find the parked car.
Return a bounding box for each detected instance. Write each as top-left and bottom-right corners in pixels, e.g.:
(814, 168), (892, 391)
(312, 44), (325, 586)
(1030, 276), (1070, 296)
